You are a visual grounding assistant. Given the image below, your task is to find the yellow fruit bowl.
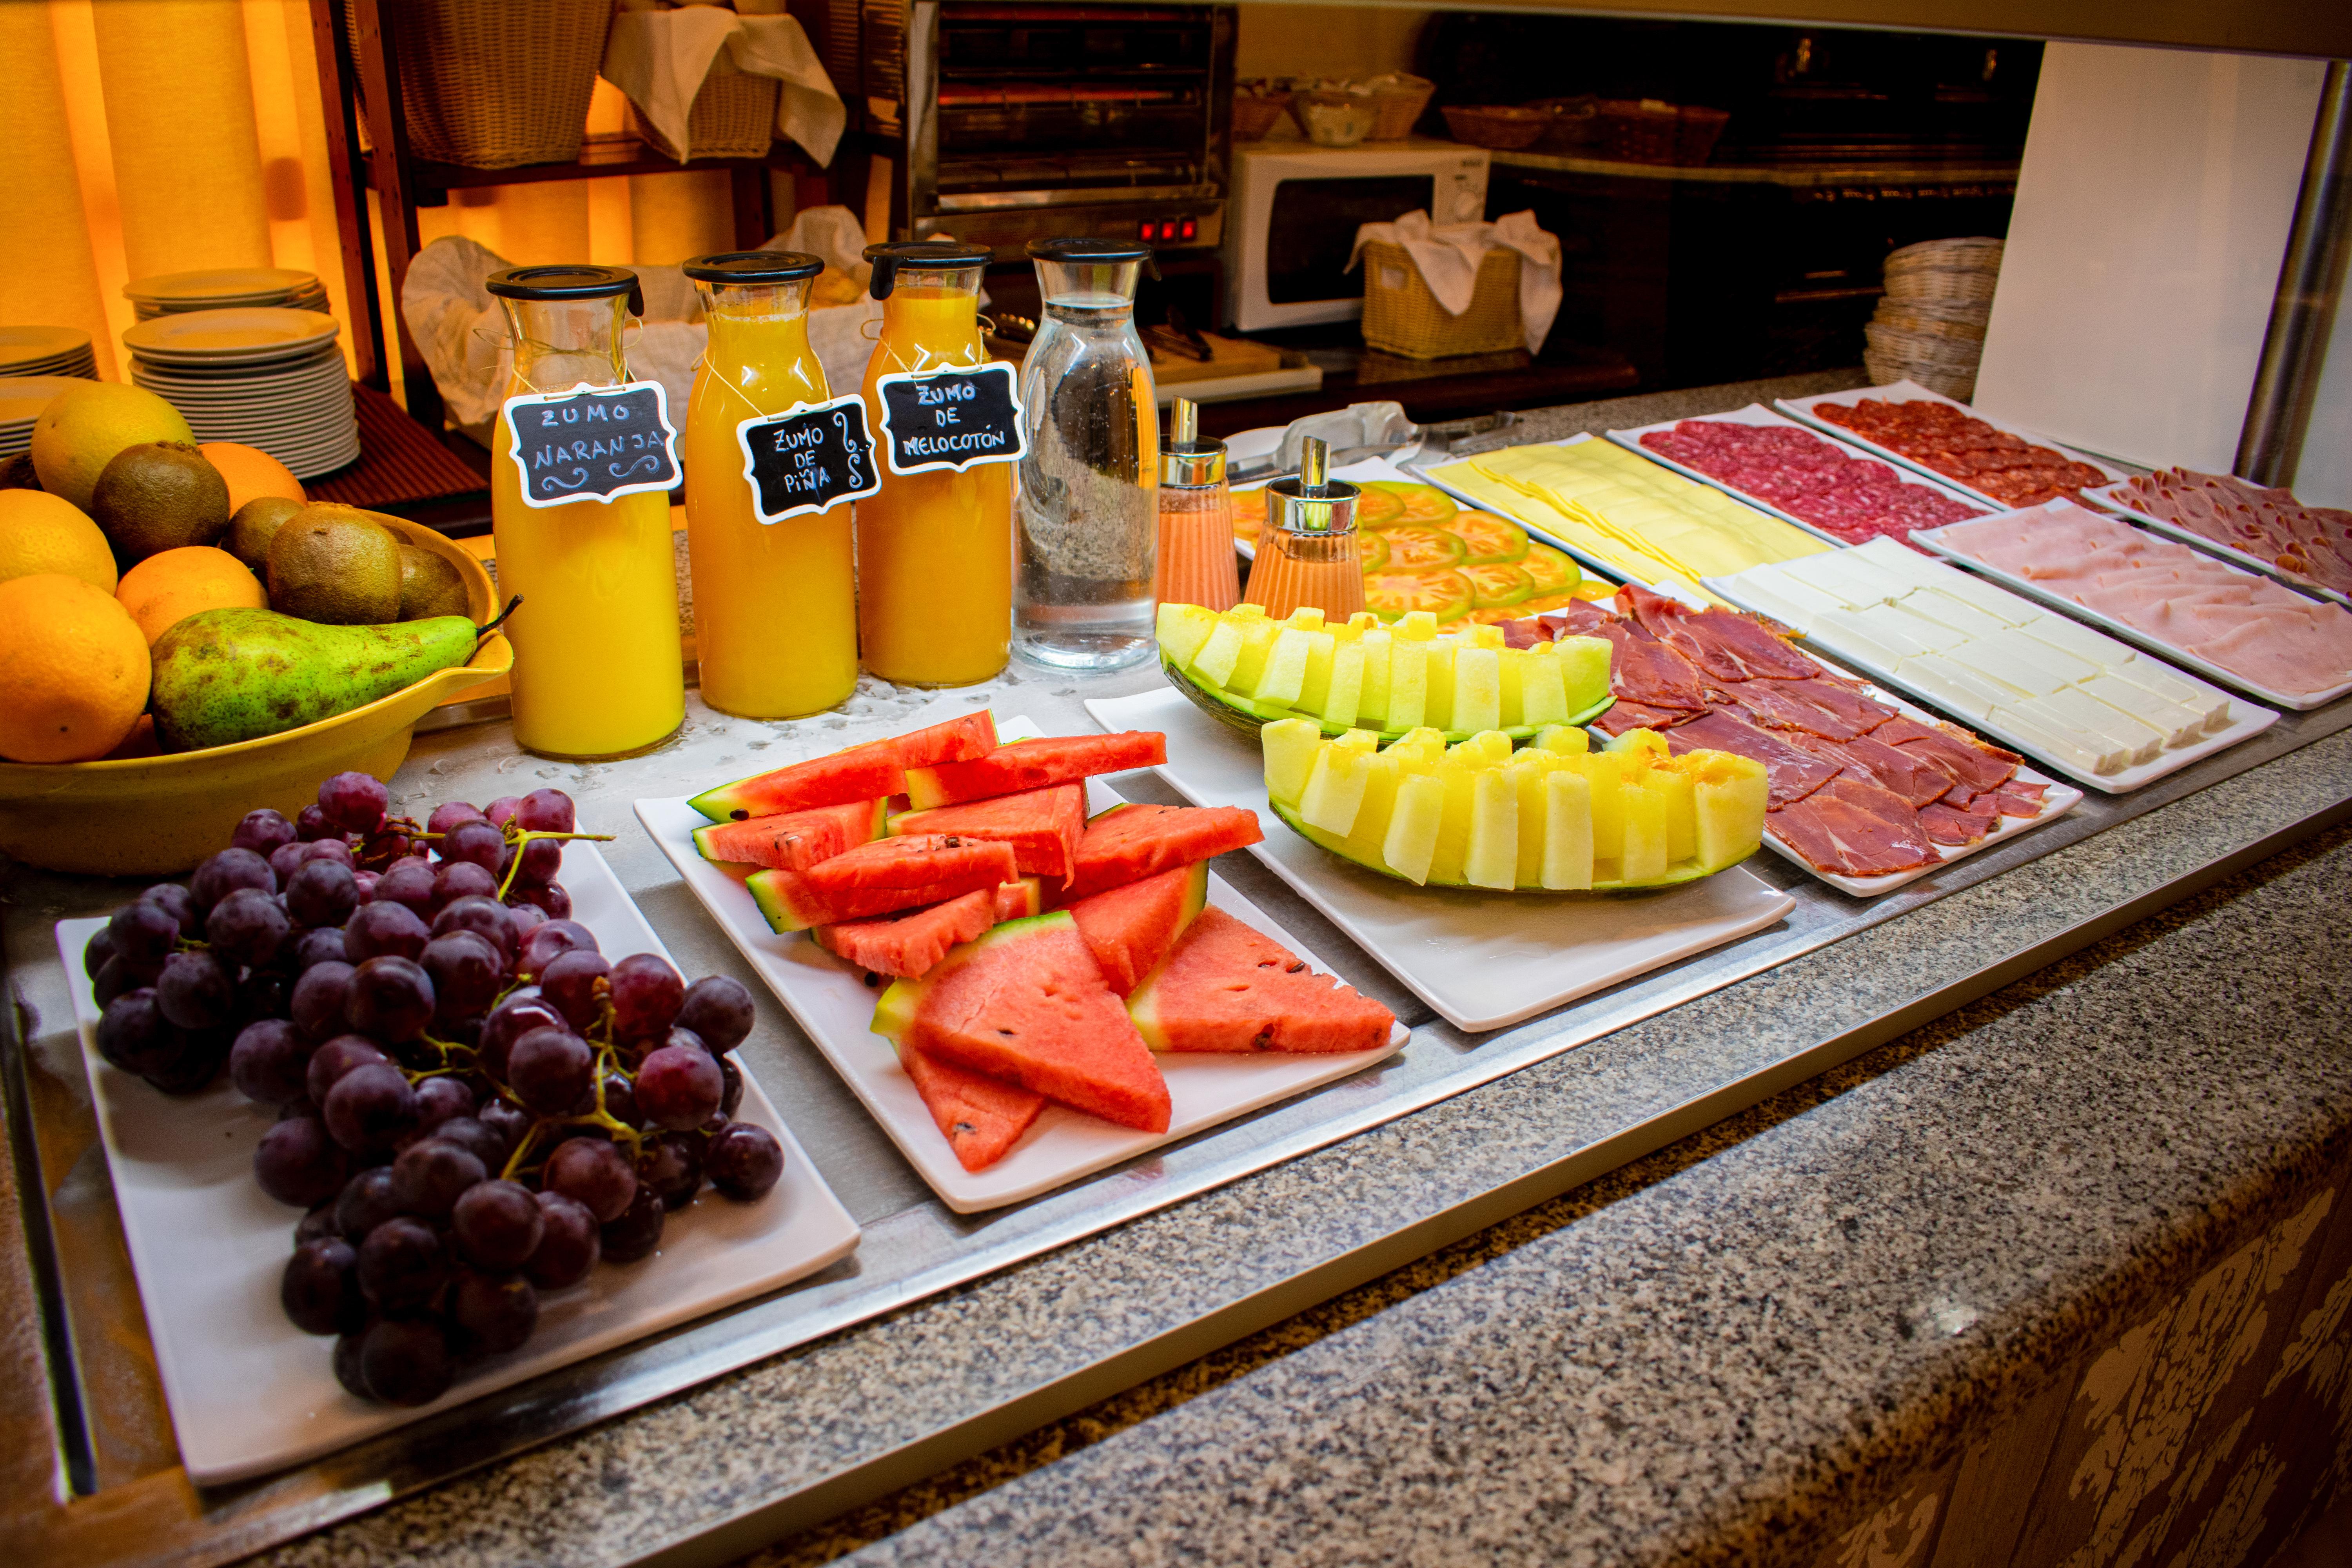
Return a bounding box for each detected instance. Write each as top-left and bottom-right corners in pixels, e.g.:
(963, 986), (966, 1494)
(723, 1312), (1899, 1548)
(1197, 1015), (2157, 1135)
(0, 520), (510, 877)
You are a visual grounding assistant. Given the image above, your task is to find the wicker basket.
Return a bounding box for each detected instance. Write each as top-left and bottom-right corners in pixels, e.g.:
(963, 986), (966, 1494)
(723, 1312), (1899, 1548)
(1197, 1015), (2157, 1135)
(1867, 351), (1975, 402)
(1594, 99), (1729, 165)
(1232, 91), (1293, 141)
(625, 66), (780, 160)
(1361, 241), (1522, 359)
(350, 0), (611, 170)
(1883, 267), (1999, 305)
(1440, 105), (1550, 152)
(1366, 74), (1435, 140)
(1526, 96), (1600, 152)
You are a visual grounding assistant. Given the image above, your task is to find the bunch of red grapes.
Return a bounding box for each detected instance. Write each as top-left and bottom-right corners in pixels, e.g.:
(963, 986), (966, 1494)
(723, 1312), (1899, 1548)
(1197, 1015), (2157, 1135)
(82, 771), (783, 1408)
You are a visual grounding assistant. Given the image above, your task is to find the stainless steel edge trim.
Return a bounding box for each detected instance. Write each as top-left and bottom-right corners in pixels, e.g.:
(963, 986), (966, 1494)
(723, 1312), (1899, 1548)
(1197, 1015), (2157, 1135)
(934, 185), (1220, 212)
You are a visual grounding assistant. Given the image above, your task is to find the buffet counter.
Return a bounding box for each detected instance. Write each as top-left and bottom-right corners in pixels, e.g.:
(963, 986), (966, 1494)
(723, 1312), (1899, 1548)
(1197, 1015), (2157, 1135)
(7, 373), (2349, 1567)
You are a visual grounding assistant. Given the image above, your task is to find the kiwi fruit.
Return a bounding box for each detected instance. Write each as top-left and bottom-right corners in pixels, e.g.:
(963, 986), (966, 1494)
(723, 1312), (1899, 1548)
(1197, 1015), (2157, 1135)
(227, 494), (307, 570)
(0, 454), (40, 491)
(91, 441), (230, 563)
(266, 503), (401, 624)
(397, 544), (470, 621)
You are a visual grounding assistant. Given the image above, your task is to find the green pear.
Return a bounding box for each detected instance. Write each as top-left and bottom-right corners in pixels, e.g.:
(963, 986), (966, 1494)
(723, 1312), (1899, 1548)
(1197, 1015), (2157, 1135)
(149, 607), (477, 752)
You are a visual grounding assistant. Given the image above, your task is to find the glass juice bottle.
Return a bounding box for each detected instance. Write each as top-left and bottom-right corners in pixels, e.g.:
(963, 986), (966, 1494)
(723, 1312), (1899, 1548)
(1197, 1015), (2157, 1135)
(856, 241), (1012, 686)
(1014, 238), (1159, 671)
(681, 250), (857, 718)
(487, 265), (683, 759)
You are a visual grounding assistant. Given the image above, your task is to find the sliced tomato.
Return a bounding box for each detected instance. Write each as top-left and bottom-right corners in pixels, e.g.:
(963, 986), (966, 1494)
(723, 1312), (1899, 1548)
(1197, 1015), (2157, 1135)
(1357, 530), (1390, 570)
(1353, 487), (1407, 530)
(1359, 480), (1457, 528)
(1520, 542), (1578, 594)
(1446, 511), (1529, 565)
(1381, 524), (1467, 571)
(1461, 562), (1534, 608)
(1363, 568), (1474, 623)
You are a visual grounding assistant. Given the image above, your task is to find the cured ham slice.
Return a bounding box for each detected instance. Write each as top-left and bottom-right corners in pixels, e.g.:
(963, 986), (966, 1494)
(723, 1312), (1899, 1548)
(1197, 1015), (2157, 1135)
(1918, 798), (1998, 847)
(1591, 700), (1704, 737)
(1664, 709), (1840, 806)
(1715, 680), (1878, 742)
(1872, 716), (2021, 795)
(1590, 621), (1713, 712)
(1622, 583), (1820, 681)
(1767, 776), (1941, 876)
(1781, 731), (1955, 809)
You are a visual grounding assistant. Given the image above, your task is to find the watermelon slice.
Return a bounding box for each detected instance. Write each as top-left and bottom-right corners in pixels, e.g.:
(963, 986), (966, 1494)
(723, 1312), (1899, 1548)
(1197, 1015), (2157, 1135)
(1063, 802), (1264, 900)
(903, 731), (1167, 810)
(995, 878), (1044, 921)
(896, 1042), (1044, 1172)
(1065, 862), (1208, 997)
(888, 784), (1084, 882)
(747, 835), (1018, 932)
(871, 913), (1170, 1132)
(889, 710), (999, 768)
(692, 798), (887, 870)
(1129, 907), (1396, 1054)
(813, 888), (995, 978)
(688, 711), (997, 822)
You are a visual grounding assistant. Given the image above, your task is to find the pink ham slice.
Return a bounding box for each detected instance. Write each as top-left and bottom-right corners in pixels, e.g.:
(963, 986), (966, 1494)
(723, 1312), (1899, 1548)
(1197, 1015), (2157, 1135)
(1873, 716), (2022, 795)
(1620, 583), (1820, 681)
(1767, 776), (1941, 876)
(1782, 731), (1957, 809)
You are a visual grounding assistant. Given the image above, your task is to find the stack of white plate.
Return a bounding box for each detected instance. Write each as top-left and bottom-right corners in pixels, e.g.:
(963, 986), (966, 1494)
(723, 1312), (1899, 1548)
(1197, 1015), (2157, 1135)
(0, 325), (98, 380)
(1865, 238), (2002, 401)
(125, 268), (330, 321)
(124, 308), (360, 478)
(0, 376), (94, 459)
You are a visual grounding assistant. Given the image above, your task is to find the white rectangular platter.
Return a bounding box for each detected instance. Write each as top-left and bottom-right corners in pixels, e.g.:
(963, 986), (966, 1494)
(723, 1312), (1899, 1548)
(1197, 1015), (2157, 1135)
(637, 779), (1408, 1216)
(1774, 379), (2129, 512)
(1085, 687), (1797, 1031)
(1911, 509), (2352, 712)
(53, 842), (860, 1486)
(2080, 479), (2352, 610)
(1603, 402), (1993, 549)
(1702, 571), (2278, 794)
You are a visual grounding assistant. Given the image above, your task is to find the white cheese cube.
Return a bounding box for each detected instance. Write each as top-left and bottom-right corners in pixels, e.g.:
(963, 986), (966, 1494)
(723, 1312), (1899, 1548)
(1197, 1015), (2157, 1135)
(2017, 612), (2136, 673)
(2026, 688), (2166, 765)
(1810, 608), (1909, 671)
(1956, 632), (2098, 695)
(2081, 673), (2206, 748)
(1722, 575), (1824, 633)
(1849, 536), (1953, 590)
(1854, 602), (1969, 656)
(1921, 568), (2038, 626)
(1777, 550), (1912, 608)
(2106, 661), (2234, 732)
(1991, 702), (2128, 776)
(1895, 588), (2015, 642)
(1900, 653), (2025, 719)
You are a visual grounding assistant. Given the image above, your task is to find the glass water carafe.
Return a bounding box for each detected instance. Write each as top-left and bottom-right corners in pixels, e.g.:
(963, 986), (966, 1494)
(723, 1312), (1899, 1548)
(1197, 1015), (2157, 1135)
(1013, 238), (1160, 671)
(486, 265), (684, 760)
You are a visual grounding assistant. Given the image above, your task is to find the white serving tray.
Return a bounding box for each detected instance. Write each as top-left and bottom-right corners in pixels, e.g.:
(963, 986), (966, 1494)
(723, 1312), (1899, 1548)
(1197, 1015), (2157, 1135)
(1773, 379), (2129, 513)
(53, 843), (860, 1486)
(636, 729), (1407, 1215)
(2080, 479), (2352, 610)
(1911, 508), (2352, 712)
(1604, 402), (1992, 549)
(1701, 572), (2279, 794)
(1084, 688), (1797, 1031)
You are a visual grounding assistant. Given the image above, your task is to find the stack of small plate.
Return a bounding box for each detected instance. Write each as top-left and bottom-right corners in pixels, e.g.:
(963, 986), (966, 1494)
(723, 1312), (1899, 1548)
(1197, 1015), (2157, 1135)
(125, 268), (330, 321)
(0, 325), (99, 380)
(124, 308), (360, 478)
(0, 376), (94, 459)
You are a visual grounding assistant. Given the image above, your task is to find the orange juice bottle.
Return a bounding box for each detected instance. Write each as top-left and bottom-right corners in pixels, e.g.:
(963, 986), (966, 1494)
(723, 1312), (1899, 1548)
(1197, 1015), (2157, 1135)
(487, 265), (684, 760)
(856, 241), (1012, 686)
(681, 251), (858, 718)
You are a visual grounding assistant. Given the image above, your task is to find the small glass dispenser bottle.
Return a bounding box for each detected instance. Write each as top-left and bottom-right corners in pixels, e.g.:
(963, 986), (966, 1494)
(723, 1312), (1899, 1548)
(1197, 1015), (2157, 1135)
(486, 265), (684, 759)
(1241, 437), (1367, 621)
(1014, 237), (1160, 670)
(1154, 397), (1240, 612)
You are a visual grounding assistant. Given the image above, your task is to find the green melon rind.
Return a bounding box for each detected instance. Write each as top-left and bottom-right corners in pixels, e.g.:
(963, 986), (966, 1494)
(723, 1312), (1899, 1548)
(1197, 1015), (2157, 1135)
(1161, 658), (1615, 746)
(1265, 796), (1747, 892)
(868, 910), (1076, 1051)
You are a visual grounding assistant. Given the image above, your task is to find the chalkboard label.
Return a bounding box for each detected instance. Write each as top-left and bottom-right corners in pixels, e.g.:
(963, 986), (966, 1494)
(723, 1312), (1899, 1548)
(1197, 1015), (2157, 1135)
(503, 381), (681, 508)
(735, 394), (883, 523)
(874, 363), (1026, 477)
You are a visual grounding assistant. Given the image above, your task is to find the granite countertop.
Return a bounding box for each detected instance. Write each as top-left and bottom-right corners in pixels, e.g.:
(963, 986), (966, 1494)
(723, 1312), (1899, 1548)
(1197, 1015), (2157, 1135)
(48, 369), (2347, 1566)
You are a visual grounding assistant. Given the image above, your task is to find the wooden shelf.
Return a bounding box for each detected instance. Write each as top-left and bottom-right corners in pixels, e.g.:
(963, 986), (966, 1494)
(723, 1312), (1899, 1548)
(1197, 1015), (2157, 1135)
(384, 135), (806, 196)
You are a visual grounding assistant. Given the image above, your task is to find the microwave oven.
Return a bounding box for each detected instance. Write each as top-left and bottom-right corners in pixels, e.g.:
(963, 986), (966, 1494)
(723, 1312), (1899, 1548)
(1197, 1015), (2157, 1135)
(1221, 138), (1490, 332)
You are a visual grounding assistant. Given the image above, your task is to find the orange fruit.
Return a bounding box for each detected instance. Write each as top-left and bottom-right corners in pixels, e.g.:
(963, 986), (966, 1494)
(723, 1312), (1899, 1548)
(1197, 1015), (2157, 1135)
(116, 544), (267, 644)
(0, 573), (152, 762)
(199, 442), (305, 515)
(0, 489), (118, 592)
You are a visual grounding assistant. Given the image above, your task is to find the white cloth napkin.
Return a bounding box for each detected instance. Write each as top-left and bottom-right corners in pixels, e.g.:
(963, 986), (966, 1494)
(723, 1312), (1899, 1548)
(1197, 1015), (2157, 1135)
(1346, 210), (1563, 355)
(602, 6), (846, 167)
